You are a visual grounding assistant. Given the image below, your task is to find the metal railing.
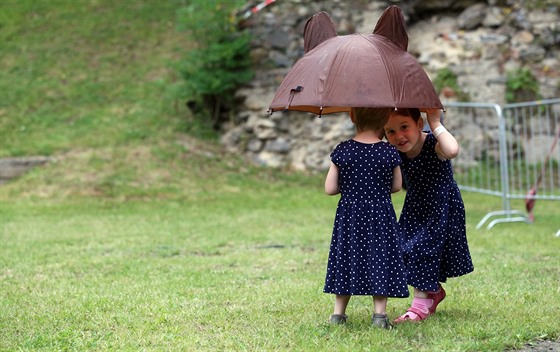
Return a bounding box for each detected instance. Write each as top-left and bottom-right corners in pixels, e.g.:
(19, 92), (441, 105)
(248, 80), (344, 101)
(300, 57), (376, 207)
(443, 99), (560, 229)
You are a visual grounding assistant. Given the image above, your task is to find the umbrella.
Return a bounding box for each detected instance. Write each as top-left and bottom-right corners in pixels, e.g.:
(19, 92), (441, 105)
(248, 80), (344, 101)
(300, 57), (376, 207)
(268, 6), (443, 115)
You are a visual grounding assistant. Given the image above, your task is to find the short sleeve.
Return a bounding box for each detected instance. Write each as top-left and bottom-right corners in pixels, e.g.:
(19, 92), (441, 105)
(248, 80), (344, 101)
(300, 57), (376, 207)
(388, 144), (402, 168)
(330, 141), (347, 166)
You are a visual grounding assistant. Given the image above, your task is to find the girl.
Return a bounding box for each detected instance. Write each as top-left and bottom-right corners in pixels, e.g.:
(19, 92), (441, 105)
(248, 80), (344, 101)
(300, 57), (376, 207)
(383, 108), (474, 323)
(324, 107), (409, 329)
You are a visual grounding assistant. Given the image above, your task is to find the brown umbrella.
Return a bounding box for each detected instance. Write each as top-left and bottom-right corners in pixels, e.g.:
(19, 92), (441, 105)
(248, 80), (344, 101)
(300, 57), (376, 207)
(268, 6), (443, 115)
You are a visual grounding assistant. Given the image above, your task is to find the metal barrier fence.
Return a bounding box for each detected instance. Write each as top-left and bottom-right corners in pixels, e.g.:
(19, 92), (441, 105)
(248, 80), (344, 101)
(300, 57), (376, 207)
(443, 99), (560, 230)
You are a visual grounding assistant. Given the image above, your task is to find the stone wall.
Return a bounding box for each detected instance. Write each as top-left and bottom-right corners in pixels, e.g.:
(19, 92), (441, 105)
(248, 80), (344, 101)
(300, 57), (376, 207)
(221, 0), (559, 172)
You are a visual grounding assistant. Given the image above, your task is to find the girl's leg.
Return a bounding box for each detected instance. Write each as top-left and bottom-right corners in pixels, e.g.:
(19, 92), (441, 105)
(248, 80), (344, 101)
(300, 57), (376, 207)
(373, 296), (387, 315)
(329, 295), (351, 324)
(333, 294), (351, 315)
(413, 287), (428, 298)
(394, 284), (446, 323)
(413, 285), (446, 313)
(372, 296), (393, 329)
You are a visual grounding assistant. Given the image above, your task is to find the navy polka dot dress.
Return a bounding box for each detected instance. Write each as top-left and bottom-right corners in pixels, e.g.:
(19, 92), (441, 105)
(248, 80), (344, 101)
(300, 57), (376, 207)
(323, 140), (409, 298)
(399, 133), (474, 292)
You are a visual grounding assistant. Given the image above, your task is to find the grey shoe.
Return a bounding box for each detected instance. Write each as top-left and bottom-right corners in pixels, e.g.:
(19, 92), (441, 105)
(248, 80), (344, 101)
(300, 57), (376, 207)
(329, 314), (348, 324)
(372, 313), (393, 330)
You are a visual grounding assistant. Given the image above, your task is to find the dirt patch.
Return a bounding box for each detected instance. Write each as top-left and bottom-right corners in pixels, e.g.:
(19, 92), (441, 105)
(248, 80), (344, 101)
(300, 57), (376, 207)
(508, 340), (560, 352)
(0, 156), (51, 185)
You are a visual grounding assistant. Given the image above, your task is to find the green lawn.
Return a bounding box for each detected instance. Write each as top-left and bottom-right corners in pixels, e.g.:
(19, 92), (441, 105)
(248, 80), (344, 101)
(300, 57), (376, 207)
(1, 1), (559, 351)
(1, 164), (559, 351)
(0, 0), (192, 157)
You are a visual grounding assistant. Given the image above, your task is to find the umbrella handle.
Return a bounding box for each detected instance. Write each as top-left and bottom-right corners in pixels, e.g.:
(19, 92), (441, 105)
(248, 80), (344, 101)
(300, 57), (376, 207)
(284, 86), (304, 114)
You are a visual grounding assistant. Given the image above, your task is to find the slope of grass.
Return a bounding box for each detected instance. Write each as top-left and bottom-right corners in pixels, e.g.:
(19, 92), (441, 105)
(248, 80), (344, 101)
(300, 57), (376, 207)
(0, 0), (193, 157)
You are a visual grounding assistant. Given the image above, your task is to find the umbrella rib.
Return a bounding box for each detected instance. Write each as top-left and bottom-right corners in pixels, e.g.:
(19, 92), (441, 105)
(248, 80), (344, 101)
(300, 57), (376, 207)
(320, 34), (366, 110)
(372, 36), (398, 109)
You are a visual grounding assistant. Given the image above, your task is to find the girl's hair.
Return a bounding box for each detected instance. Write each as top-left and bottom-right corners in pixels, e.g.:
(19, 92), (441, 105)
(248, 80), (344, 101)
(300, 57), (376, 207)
(351, 107), (392, 131)
(390, 108), (421, 122)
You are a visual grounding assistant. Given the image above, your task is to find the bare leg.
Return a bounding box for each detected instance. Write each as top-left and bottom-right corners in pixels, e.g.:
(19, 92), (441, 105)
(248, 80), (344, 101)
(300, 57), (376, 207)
(372, 296), (393, 329)
(333, 294), (351, 315)
(394, 284), (446, 323)
(373, 296), (387, 315)
(413, 287), (428, 298)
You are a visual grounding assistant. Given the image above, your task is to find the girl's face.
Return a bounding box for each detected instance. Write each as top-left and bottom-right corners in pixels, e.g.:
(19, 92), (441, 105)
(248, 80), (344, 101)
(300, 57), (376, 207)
(384, 113), (424, 155)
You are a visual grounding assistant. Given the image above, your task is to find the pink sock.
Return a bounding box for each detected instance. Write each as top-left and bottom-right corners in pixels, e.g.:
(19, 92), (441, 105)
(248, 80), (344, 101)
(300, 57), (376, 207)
(406, 297), (432, 319)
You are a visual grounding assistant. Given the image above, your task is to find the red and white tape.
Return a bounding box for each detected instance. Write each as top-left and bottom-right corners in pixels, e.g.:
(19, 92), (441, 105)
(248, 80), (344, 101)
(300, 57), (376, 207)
(240, 0), (277, 19)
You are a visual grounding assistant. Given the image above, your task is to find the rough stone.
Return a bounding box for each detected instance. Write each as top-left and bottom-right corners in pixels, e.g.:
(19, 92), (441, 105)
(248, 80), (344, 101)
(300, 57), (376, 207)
(254, 151), (285, 168)
(222, 0), (560, 172)
(0, 156), (51, 184)
(254, 119), (278, 139)
(518, 45), (547, 63)
(482, 6), (505, 28)
(458, 3), (488, 30)
(265, 138), (291, 154)
(247, 138), (263, 152)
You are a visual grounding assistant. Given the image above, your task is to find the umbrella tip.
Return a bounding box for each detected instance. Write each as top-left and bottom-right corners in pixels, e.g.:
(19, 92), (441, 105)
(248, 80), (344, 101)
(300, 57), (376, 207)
(303, 12), (337, 52)
(373, 4), (408, 51)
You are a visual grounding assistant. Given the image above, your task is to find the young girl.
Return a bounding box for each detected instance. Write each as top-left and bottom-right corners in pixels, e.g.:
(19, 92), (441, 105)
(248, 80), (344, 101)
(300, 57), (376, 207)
(324, 107), (409, 329)
(383, 108), (474, 323)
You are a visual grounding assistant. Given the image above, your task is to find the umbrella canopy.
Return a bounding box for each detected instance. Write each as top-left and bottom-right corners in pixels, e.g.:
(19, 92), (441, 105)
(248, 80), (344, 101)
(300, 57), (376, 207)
(268, 6), (443, 115)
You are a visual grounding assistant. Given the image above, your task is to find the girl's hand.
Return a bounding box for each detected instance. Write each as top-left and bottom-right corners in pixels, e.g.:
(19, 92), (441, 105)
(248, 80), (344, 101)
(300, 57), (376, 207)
(425, 109), (442, 126)
(426, 108), (459, 160)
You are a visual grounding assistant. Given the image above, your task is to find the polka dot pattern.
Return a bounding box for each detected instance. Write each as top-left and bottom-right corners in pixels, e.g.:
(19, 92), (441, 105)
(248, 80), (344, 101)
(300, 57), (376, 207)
(324, 140), (409, 298)
(399, 133), (474, 292)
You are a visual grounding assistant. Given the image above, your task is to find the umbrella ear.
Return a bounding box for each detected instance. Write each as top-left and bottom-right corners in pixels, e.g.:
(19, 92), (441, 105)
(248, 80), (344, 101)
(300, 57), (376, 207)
(303, 11), (337, 53)
(373, 5), (408, 51)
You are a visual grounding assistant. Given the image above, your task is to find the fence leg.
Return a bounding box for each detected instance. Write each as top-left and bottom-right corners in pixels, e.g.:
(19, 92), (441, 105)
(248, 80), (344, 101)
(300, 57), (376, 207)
(448, 100), (560, 231)
(476, 210), (531, 230)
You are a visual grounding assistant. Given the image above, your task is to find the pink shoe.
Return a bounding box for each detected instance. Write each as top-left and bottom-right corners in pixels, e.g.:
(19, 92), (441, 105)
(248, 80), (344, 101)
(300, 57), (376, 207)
(393, 306), (429, 324)
(427, 284), (446, 314)
(393, 297), (431, 324)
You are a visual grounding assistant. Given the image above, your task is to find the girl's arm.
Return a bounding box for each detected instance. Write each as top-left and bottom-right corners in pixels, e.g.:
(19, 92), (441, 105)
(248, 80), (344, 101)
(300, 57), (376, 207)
(391, 165), (402, 193)
(325, 162), (340, 195)
(426, 109), (459, 160)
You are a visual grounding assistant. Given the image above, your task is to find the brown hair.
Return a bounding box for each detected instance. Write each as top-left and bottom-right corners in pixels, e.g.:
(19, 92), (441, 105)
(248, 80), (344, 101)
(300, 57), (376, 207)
(390, 108), (421, 122)
(351, 107), (392, 132)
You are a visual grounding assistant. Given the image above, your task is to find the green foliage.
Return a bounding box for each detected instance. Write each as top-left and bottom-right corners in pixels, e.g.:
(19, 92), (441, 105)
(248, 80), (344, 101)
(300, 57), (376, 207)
(505, 67), (541, 103)
(433, 67), (470, 101)
(525, 0), (559, 10)
(174, 1), (253, 129)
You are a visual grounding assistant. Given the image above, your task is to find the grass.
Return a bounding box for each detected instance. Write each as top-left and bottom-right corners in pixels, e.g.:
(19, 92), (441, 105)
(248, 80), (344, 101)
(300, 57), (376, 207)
(1, 158), (559, 351)
(0, 0), (197, 157)
(1, 0), (559, 351)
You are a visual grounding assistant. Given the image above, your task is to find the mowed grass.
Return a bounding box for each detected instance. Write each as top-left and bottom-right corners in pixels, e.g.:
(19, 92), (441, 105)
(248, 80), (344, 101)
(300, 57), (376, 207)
(0, 0), (191, 157)
(1, 147), (559, 350)
(1, 0), (559, 351)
